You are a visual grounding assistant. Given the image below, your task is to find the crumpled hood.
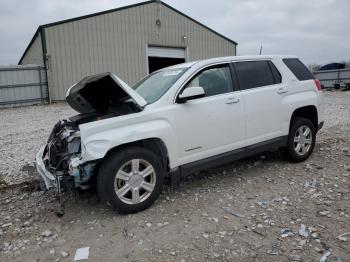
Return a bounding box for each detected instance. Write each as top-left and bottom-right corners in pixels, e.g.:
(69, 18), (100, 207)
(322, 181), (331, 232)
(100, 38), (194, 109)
(66, 72), (147, 114)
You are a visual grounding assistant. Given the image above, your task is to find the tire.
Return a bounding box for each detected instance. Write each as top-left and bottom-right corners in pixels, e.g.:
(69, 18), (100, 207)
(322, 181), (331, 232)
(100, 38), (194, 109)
(97, 146), (164, 213)
(281, 117), (316, 162)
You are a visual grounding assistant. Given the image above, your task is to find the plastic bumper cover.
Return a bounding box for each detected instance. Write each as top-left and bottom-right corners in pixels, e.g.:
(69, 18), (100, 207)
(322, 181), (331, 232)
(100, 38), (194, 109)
(36, 145), (57, 190)
(318, 121), (324, 132)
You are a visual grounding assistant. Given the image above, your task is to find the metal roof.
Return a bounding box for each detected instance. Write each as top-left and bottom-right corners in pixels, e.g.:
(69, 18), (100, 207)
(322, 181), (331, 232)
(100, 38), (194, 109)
(18, 0), (237, 64)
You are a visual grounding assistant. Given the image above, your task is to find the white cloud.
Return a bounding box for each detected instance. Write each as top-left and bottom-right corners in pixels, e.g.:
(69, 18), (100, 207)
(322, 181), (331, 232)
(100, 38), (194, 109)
(0, 0), (349, 65)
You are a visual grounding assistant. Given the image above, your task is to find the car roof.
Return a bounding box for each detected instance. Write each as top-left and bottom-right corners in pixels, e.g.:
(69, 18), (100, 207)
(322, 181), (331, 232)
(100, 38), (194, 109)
(163, 55), (298, 71)
(197, 54), (298, 65)
(165, 61), (198, 69)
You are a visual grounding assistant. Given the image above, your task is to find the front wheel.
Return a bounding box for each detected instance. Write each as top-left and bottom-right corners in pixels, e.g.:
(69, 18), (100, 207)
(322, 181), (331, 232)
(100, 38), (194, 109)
(281, 117), (316, 162)
(97, 147), (164, 213)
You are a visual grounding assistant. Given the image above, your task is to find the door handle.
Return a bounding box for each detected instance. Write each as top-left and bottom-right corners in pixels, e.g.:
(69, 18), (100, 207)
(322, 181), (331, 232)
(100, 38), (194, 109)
(277, 87), (288, 94)
(226, 97), (240, 104)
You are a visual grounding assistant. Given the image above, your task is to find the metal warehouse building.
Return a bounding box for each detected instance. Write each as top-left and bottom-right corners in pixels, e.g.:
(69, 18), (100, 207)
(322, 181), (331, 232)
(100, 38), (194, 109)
(18, 0), (237, 101)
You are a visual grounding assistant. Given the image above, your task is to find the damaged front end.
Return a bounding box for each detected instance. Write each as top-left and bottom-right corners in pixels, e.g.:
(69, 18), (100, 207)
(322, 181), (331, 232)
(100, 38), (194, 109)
(36, 72), (147, 193)
(36, 118), (96, 193)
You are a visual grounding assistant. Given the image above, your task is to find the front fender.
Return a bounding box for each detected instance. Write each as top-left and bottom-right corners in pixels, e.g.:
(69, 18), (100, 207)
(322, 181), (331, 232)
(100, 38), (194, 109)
(80, 119), (178, 167)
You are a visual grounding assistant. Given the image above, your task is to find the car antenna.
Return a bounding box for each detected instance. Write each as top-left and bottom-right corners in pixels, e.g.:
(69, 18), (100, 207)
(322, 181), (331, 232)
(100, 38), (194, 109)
(259, 45), (263, 55)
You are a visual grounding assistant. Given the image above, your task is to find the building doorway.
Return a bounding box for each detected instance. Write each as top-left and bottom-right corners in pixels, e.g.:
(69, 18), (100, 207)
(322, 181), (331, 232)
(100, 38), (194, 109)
(147, 46), (186, 73)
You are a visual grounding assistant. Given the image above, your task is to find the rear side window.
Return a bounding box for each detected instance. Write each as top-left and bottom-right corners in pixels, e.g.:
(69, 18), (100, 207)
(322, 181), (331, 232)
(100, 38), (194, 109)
(269, 62), (282, 83)
(283, 58), (314, 81)
(235, 61), (279, 90)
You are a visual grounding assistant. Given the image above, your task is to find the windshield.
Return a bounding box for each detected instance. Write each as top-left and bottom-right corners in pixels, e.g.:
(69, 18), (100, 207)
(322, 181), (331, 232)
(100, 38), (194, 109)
(133, 67), (189, 104)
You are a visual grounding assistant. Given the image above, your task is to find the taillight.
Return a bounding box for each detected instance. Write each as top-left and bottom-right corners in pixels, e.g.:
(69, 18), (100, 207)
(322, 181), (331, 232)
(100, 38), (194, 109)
(314, 79), (321, 91)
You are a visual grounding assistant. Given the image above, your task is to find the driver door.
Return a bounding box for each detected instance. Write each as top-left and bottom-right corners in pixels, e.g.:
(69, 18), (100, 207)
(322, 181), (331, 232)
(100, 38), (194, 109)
(174, 63), (246, 165)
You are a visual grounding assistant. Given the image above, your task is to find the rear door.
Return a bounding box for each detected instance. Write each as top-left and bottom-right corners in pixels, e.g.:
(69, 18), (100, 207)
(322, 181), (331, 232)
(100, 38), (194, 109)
(233, 60), (287, 145)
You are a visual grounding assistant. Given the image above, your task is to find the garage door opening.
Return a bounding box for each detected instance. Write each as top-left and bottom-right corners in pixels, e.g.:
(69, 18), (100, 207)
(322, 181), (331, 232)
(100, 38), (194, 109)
(148, 57), (185, 73)
(147, 46), (186, 73)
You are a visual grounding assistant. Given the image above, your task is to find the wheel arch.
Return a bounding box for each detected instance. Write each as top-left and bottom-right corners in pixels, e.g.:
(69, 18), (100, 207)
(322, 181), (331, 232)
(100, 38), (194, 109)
(290, 105), (318, 130)
(103, 138), (170, 171)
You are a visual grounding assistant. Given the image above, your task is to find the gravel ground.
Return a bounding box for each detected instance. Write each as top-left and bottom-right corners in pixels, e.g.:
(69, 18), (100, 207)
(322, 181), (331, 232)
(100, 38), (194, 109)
(0, 103), (76, 185)
(0, 91), (349, 262)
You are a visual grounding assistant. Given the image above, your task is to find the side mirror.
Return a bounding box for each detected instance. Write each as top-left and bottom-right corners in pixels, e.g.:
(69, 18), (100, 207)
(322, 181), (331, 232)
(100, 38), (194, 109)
(178, 86), (205, 103)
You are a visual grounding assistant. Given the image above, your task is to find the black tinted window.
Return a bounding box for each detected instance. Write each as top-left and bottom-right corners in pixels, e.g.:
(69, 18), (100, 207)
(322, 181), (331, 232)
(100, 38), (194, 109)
(283, 58), (314, 81)
(235, 61), (275, 90)
(269, 61), (282, 83)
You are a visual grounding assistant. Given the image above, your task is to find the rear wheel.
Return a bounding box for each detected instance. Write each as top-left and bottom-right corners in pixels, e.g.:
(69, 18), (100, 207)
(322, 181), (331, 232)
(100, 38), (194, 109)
(97, 147), (164, 213)
(282, 117), (316, 162)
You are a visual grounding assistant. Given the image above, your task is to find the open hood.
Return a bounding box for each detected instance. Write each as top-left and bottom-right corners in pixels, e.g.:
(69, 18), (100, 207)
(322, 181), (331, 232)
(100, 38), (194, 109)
(66, 72), (147, 114)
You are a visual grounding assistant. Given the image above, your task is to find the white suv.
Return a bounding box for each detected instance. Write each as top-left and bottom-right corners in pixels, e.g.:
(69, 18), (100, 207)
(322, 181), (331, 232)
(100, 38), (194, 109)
(36, 55), (324, 213)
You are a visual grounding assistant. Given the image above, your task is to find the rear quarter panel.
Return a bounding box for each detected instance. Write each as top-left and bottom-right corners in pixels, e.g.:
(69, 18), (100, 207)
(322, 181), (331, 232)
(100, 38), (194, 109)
(281, 80), (322, 133)
(274, 57), (323, 133)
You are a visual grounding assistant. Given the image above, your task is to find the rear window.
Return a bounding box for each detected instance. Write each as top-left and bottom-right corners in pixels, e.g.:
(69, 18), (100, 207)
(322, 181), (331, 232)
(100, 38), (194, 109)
(235, 61), (279, 90)
(283, 58), (314, 81)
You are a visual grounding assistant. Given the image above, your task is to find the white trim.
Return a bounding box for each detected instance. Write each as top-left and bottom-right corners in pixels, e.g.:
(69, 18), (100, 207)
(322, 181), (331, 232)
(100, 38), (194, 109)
(145, 44), (149, 74)
(185, 46), (189, 62)
(147, 46), (186, 59)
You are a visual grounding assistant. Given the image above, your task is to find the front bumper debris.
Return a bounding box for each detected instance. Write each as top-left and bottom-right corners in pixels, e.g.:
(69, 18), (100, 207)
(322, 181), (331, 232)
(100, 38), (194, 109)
(36, 145), (58, 190)
(318, 121), (324, 132)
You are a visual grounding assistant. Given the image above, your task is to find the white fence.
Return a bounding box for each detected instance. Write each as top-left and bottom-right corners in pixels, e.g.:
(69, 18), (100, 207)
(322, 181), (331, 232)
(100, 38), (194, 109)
(313, 68), (350, 88)
(0, 65), (48, 108)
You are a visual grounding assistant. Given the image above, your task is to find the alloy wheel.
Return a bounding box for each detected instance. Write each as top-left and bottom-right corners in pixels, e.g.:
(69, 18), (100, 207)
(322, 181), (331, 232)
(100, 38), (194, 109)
(293, 125), (312, 156)
(114, 159), (156, 205)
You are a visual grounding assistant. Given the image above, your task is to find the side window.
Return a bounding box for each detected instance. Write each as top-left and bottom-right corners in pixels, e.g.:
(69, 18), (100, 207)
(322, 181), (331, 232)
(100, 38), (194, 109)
(235, 61), (275, 90)
(185, 65), (233, 97)
(268, 61), (282, 84)
(283, 58), (314, 81)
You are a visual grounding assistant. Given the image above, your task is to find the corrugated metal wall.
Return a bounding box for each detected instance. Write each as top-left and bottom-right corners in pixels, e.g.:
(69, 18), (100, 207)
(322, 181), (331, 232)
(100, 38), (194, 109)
(314, 69), (350, 88)
(20, 33), (44, 66)
(40, 2), (235, 100)
(0, 65), (48, 108)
